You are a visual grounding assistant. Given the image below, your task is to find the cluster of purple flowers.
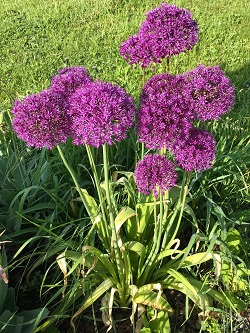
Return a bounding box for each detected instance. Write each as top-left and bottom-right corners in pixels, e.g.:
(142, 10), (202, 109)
(12, 67), (136, 150)
(134, 154), (177, 198)
(120, 3), (199, 67)
(134, 64), (234, 197)
(119, 3), (234, 197)
(11, 3), (236, 199)
(137, 65), (234, 150)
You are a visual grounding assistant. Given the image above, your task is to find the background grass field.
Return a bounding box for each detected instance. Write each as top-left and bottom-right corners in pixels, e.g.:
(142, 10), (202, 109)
(1, 0), (249, 125)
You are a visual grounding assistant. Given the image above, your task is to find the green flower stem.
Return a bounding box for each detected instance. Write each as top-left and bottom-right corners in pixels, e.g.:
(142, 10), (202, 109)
(139, 192), (164, 285)
(85, 144), (110, 249)
(103, 144), (125, 299)
(154, 191), (164, 254)
(168, 172), (191, 245)
(139, 66), (146, 165)
(160, 191), (171, 251)
(142, 67), (146, 86)
(57, 145), (93, 219)
(160, 172), (191, 254)
(140, 142), (145, 161)
(138, 142), (145, 203)
(139, 172), (191, 284)
(166, 57), (170, 73)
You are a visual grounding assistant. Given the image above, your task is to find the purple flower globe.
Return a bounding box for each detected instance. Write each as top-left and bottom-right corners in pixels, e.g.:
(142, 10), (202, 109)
(120, 34), (156, 68)
(137, 73), (195, 150)
(182, 64), (235, 120)
(12, 90), (72, 149)
(49, 66), (93, 99)
(134, 154), (177, 198)
(120, 3), (199, 67)
(68, 80), (136, 147)
(172, 128), (216, 172)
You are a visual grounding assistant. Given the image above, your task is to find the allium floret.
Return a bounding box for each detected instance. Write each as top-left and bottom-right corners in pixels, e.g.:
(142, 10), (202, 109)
(137, 73), (194, 150)
(182, 64), (235, 120)
(68, 80), (136, 147)
(120, 3), (199, 67)
(50, 66), (93, 98)
(134, 154), (177, 198)
(12, 90), (72, 149)
(172, 128), (216, 172)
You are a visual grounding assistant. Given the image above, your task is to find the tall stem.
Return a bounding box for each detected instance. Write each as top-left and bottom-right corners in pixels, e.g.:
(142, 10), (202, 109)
(139, 192), (163, 285)
(142, 67), (146, 86)
(141, 67), (147, 161)
(166, 57), (170, 73)
(168, 172), (191, 244)
(85, 144), (110, 249)
(57, 145), (92, 219)
(102, 144), (125, 297)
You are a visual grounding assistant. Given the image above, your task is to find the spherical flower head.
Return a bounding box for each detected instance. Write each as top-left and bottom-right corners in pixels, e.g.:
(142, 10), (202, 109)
(50, 66), (93, 98)
(172, 128), (216, 172)
(137, 73), (195, 150)
(183, 64), (235, 120)
(134, 154), (178, 198)
(12, 90), (72, 149)
(120, 3), (199, 67)
(120, 34), (157, 68)
(68, 80), (136, 147)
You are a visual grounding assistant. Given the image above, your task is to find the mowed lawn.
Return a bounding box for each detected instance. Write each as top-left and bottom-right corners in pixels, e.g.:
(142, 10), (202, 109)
(0, 0), (249, 129)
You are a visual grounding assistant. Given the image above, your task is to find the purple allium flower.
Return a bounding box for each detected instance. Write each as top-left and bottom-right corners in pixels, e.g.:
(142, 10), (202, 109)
(120, 34), (160, 68)
(134, 154), (177, 198)
(68, 81), (136, 147)
(50, 66), (93, 99)
(12, 90), (71, 149)
(120, 3), (199, 67)
(172, 128), (216, 172)
(182, 65), (235, 120)
(137, 73), (194, 150)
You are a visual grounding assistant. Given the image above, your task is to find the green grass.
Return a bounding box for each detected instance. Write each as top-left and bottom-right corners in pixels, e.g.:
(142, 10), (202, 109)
(0, 0), (250, 125)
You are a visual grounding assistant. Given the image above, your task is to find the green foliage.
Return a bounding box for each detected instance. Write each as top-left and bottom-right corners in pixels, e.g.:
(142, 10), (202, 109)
(220, 228), (250, 303)
(36, 162), (245, 332)
(201, 317), (222, 333)
(0, 247), (49, 332)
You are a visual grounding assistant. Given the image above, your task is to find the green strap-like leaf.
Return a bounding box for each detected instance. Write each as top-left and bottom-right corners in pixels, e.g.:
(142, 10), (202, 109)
(187, 276), (246, 311)
(70, 278), (114, 331)
(156, 239), (184, 262)
(115, 206), (136, 231)
(149, 310), (171, 333)
(133, 290), (172, 312)
(124, 241), (146, 258)
(81, 245), (118, 280)
(79, 188), (99, 222)
(170, 252), (214, 270)
(163, 269), (206, 309)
